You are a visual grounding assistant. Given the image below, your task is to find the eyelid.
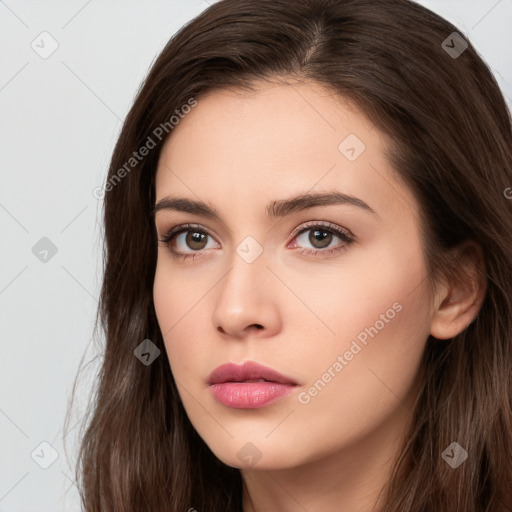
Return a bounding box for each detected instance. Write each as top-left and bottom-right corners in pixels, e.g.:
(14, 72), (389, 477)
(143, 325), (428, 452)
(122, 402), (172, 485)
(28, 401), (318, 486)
(288, 220), (354, 241)
(158, 223), (217, 242)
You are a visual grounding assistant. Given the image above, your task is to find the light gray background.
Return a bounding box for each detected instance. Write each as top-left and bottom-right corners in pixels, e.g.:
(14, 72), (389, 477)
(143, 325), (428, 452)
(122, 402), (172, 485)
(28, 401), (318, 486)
(1, 1), (511, 510)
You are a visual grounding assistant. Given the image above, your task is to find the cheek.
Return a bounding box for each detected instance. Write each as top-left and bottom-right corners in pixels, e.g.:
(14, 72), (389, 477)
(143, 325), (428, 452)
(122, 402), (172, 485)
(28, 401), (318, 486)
(153, 256), (208, 332)
(153, 262), (201, 379)
(153, 262), (176, 336)
(286, 231), (430, 345)
(291, 244), (431, 420)
(294, 301), (427, 457)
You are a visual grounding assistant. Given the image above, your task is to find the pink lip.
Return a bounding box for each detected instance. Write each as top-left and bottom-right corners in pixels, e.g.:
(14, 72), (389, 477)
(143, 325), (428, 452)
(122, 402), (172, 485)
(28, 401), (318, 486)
(208, 361), (298, 409)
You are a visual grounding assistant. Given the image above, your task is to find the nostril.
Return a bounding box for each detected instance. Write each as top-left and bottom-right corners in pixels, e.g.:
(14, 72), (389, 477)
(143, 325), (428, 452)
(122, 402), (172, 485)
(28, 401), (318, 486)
(216, 324), (263, 334)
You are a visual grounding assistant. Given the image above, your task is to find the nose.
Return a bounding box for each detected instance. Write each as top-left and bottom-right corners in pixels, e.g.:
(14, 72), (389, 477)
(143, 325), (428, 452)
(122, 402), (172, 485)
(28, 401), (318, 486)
(211, 248), (281, 339)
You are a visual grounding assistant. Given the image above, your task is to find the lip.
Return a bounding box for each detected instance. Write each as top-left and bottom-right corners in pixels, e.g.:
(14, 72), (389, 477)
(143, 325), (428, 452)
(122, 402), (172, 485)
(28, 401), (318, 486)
(208, 361), (298, 409)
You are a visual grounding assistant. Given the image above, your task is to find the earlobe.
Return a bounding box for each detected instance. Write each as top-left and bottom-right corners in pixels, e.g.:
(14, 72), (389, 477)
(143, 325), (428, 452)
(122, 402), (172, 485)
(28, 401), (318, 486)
(429, 242), (487, 340)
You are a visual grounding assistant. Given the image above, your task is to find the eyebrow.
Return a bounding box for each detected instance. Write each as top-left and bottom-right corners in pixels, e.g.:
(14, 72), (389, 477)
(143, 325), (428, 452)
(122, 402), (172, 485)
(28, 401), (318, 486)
(153, 191), (376, 221)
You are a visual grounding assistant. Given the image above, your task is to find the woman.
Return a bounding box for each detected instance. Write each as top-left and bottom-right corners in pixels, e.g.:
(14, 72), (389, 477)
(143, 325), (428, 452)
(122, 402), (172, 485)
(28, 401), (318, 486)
(70, 0), (512, 510)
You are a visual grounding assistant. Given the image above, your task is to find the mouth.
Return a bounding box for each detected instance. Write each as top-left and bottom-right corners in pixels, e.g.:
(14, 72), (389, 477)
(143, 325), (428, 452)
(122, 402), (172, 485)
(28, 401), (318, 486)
(207, 361), (298, 409)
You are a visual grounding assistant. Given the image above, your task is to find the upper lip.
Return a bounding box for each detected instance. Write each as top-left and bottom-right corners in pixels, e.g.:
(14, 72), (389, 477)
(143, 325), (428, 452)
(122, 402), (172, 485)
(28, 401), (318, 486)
(208, 361), (297, 385)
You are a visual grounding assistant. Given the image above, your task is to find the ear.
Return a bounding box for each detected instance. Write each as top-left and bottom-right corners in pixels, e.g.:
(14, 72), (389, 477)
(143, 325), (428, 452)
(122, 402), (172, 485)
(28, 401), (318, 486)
(429, 241), (487, 340)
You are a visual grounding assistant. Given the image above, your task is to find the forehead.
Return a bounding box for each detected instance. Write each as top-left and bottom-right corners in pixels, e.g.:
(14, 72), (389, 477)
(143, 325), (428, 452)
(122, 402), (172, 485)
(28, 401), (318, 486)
(157, 81), (375, 178)
(154, 81), (417, 224)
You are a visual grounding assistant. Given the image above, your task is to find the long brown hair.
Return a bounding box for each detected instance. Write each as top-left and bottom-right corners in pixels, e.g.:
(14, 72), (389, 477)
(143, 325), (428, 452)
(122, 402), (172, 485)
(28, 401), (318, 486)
(67, 0), (512, 510)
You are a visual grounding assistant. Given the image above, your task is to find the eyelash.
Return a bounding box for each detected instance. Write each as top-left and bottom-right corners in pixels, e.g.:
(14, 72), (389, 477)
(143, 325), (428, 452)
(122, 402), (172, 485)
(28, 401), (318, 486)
(157, 221), (354, 262)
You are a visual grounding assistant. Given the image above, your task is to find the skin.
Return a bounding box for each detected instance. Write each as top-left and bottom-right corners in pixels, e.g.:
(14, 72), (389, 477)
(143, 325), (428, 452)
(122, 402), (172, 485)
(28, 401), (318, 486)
(152, 79), (484, 512)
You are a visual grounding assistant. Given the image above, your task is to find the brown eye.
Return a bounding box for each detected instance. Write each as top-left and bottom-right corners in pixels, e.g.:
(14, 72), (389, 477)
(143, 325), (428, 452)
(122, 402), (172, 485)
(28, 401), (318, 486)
(290, 222), (354, 258)
(158, 224), (219, 260)
(308, 229), (333, 249)
(185, 231), (208, 250)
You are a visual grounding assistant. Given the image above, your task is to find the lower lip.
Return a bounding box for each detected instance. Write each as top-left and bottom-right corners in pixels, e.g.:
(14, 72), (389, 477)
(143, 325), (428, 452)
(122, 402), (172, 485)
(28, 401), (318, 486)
(209, 382), (296, 409)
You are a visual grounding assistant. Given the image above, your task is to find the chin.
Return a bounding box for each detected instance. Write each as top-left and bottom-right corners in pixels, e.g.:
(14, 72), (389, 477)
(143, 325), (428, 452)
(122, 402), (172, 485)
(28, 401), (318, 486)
(203, 435), (307, 471)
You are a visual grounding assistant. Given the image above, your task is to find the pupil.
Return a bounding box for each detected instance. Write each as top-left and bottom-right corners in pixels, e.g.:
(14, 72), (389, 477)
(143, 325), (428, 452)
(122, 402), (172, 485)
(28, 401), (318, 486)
(188, 231), (206, 249)
(310, 229), (331, 248)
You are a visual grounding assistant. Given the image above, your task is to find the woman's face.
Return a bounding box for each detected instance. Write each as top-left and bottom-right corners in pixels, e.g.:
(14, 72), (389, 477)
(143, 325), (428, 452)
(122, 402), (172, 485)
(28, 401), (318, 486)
(153, 80), (434, 471)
